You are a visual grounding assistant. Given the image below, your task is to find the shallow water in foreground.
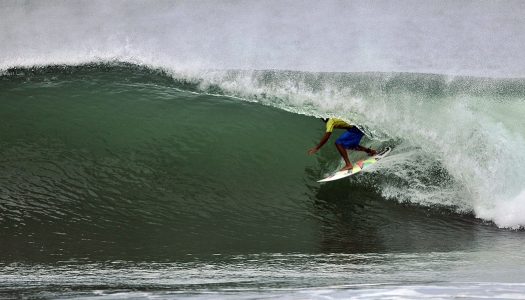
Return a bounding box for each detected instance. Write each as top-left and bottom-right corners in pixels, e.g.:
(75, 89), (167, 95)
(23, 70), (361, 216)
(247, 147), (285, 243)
(3, 251), (525, 299)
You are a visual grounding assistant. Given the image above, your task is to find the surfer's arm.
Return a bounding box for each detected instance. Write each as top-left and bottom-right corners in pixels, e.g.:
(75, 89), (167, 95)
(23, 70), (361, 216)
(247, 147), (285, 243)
(308, 132), (331, 155)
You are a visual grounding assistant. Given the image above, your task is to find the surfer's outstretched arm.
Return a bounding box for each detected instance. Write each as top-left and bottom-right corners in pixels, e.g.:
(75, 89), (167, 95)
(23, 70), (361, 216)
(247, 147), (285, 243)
(308, 132), (331, 155)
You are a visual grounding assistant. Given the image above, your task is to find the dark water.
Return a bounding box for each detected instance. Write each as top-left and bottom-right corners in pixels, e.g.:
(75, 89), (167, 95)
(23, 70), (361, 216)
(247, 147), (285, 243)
(1, 65), (525, 299)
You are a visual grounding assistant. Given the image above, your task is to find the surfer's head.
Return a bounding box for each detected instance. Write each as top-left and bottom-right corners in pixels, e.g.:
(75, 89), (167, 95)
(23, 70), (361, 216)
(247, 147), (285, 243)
(321, 118), (328, 123)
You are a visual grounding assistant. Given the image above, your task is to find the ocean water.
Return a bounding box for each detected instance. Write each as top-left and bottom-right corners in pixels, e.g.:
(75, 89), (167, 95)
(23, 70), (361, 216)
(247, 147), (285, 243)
(2, 1), (525, 299)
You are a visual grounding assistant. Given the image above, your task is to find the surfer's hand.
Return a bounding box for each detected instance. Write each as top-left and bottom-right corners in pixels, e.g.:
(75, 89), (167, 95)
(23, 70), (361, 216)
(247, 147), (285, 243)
(308, 147), (318, 155)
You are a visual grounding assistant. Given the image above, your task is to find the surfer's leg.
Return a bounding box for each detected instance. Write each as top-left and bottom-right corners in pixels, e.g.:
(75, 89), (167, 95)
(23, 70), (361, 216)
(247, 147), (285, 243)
(335, 130), (360, 171)
(344, 128), (375, 156)
(352, 145), (377, 156)
(336, 143), (353, 171)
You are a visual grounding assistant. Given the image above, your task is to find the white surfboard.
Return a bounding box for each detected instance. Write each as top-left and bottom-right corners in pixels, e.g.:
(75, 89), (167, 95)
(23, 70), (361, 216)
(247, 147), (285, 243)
(317, 147), (392, 183)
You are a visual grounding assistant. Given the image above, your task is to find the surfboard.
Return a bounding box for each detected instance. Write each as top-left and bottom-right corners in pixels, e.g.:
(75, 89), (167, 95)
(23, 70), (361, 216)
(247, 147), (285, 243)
(317, 147), (392, 183)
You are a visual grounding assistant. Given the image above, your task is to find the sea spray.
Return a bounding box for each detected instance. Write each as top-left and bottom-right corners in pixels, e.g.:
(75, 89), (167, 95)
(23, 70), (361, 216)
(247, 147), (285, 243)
(2, 0), (525, 76)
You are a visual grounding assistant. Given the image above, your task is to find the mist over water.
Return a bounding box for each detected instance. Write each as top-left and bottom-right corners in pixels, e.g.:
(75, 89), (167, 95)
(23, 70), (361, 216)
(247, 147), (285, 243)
(2, 0), (525, 76)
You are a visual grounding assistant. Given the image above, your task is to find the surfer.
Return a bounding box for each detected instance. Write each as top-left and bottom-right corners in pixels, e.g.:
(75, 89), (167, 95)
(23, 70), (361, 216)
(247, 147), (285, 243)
(308, 118), (376, 171)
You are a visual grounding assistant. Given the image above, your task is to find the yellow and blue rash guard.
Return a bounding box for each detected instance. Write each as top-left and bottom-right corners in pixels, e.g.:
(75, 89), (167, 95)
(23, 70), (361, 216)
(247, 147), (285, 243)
(325, 118), (353, 132)
(326, 118), (365, 149)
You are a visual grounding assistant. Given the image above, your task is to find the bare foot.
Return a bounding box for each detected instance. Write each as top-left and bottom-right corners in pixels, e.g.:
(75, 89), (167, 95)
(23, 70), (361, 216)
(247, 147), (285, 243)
(340, 164), (353, 172)
(367, 149), (377, 156)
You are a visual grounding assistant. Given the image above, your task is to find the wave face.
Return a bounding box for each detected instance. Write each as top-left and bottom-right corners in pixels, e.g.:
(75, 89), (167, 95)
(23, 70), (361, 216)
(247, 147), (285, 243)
(2, 0), (525, 77)
(164, 68), (525, 229)
(0, 63), (524, 254)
